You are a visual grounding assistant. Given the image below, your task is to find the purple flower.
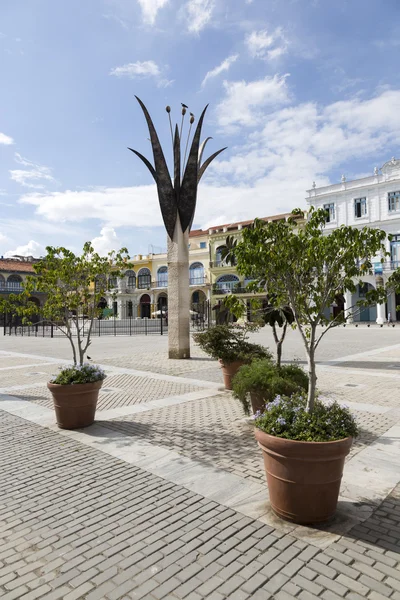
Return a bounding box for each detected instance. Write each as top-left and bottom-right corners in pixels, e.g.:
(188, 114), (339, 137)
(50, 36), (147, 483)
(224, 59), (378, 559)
(277, 417), (286, 426)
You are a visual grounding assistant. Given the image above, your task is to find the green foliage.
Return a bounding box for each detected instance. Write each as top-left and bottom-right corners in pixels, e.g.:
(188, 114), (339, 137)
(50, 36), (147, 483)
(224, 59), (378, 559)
(193, 324), (271, 364)
(232, 360), (309, 415)
(17, 242), (133, 365)
(51, 363), (106, 385)
(254, 393), (359, 442)
(227, 208), (388, 411)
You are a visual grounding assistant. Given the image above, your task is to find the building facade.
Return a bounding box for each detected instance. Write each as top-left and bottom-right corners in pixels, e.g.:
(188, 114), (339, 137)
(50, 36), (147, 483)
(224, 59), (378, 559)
(0, 256), (45, 321)
(306, 157), (400, 323)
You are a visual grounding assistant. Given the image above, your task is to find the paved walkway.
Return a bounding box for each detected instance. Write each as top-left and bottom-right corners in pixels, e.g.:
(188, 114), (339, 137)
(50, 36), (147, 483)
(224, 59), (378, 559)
(1, 330), (400, 598)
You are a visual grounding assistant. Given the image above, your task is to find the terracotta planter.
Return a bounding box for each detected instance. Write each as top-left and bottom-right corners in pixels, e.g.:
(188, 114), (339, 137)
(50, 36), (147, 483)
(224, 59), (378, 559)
(249, 391), (266, 414)
(47, 380), (103, 429)
(219, 359), (245, 390)
(254, 428), (353, 524)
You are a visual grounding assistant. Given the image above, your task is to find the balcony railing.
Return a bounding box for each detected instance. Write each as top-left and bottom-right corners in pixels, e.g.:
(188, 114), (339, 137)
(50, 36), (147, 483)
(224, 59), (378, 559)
(155, 280), (168, 288)
(0, 283), (24, 292)
(189, 276), (206, 286)
(374, 261), (400, 273)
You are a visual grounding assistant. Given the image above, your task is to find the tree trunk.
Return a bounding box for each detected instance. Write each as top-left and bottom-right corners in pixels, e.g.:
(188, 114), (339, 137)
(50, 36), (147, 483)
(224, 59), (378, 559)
(306, 348), (317, 412)
(276, 341), (282, 368)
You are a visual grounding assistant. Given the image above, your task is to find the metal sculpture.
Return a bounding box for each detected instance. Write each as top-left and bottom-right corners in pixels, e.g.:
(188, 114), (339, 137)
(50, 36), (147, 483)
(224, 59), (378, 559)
(129, 97), (226, 239)
(129, 97), (226, 359)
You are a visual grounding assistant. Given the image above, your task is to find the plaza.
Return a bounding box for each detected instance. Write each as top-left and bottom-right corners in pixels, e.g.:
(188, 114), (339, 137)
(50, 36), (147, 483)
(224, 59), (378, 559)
(1, 326), (400, 599)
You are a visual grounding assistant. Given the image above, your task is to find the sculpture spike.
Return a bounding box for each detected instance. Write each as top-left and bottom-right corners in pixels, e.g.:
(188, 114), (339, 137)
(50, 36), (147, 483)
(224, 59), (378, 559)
(198, 137), (213, 167)
(173, 124), (181, 205)
(128, 148), (157, 182)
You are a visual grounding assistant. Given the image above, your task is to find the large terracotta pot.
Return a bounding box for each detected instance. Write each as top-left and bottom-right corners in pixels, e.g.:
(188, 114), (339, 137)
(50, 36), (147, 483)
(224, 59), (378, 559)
(218, 359), (245, 390)
(254, 428), (353, 524)
(47, 380), (103, 429)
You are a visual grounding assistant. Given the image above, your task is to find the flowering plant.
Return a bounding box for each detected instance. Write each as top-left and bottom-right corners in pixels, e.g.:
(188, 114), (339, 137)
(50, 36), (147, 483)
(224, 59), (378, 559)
(50, 364), (106, 385)
(253, 393), (358, 442)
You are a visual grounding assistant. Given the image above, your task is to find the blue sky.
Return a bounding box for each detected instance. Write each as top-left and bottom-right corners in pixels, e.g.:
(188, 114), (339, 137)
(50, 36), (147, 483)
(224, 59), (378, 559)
(1, 0), (400, 257)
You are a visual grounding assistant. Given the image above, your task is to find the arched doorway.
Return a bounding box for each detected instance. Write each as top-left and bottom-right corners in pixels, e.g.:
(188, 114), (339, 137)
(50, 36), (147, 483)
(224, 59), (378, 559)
(354, 282), (377, 322)
(0, 274), (5, 291)
(140, 294), (151, 318)
(333, 294), (345, 320)
(157, 294), (168, 314)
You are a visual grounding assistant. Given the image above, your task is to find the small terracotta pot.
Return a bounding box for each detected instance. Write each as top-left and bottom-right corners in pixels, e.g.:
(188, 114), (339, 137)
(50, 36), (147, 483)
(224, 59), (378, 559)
(249, 391), (266, 414)
(47, 380), (103, 429)
(254, 428), (353, 524)
(218, 359), (245, 390)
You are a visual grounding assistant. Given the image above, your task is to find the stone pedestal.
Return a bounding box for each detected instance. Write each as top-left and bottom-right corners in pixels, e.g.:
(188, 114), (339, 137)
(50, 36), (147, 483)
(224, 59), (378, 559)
(168, 217), (190, 359)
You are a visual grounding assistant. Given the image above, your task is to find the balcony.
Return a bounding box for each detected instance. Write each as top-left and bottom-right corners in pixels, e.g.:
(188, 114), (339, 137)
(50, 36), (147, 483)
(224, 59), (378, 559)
(155, 280), (168, 288)
(0, 283), (24, 293)
(373, 261), (400, 274)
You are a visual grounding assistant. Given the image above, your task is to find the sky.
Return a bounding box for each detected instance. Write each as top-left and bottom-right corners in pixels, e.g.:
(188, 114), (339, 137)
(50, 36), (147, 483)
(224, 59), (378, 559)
(1, 0), (400, 258)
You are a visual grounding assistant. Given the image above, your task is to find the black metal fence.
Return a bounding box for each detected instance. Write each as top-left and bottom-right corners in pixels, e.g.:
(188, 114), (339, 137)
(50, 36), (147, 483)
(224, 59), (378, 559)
(1, 301), (212, 337)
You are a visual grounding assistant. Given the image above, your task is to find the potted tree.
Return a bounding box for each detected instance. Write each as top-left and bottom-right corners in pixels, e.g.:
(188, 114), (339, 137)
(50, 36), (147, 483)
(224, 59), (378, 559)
(227, 207), (388, 522)
(232, 359), (308, 415)
(20, 242), (132, 429)
(193, 323), (271, 389)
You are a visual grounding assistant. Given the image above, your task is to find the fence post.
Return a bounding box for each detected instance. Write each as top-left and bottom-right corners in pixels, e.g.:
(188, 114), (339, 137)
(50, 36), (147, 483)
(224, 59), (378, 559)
(129, 315), (132, 336)
(51, 323), (53, 338)
(145, 318), (148, 336)
(3, 312), (6, 336)
(113, 314), (116, 337)
(160, 310), (163, 335)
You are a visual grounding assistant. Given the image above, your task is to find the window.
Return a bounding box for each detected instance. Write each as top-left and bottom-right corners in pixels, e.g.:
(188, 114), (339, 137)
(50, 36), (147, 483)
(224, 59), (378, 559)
(137, 268), (151, 289)
(200, 242), (207, 249)
(7, 274), (23, 291)
(125, 270), (136, 289)
(157, 266), (168, 288)
(323, 203), (335, 223)
(391, 234), (400, 269)
(108, 276), (118, 290)
(189, 262), (205, 285)
(388, 191), (400, 212)
(215, 274), (239, 292)
(358, 283), (369, 298)
(354, 197), (367, 218)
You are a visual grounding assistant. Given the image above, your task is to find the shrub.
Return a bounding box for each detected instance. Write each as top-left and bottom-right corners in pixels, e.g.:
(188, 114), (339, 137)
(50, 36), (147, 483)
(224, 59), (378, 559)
(232, 360), (308, 415)
(51, 364), (106, 385)
(254, 393), (358, 442)
(193, 324), (271, 364)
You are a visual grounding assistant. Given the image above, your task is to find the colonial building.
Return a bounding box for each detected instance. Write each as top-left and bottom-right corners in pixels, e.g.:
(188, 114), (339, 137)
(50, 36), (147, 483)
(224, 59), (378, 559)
(306, 157), (400, 323)
(0, 256), (45, 318)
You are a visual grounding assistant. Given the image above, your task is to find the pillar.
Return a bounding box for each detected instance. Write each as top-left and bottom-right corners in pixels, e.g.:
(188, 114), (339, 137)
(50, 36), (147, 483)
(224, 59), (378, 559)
(376, 302), (386, 325)
(344, 290), (353, 323)
(167, 216), (190, 359)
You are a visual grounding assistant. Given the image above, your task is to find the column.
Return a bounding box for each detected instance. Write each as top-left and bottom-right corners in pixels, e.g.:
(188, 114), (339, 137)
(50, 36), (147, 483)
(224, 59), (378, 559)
(167, 216), (190, 359)
(344, 290), (353, 323)
(376, 302), (386, 325)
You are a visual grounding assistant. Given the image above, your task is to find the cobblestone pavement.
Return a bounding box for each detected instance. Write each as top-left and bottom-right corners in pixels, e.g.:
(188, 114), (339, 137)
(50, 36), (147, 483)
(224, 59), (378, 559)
(1, 412), (400, 600)
(1, 330), (400, 598)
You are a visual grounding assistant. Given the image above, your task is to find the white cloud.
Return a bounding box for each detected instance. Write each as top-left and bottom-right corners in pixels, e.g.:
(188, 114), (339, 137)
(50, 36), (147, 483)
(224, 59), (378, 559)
(201, 54), (238, 88)
(91, 227), (121, 256)
(110, 60), (172, 87)
(4, 240), (45, 258)
(216, 74), (291, 130)
(0, 132), (14, 145)
(137, 0), (169, 24)
(184, 0), (215, 33)
(9, 153), (56, 189)
(17, 89), (400, 236)
(246, 27), (288, 61)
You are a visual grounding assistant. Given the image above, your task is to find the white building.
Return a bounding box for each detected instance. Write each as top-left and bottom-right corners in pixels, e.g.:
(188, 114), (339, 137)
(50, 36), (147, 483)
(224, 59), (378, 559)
(306, 157), (400, 323)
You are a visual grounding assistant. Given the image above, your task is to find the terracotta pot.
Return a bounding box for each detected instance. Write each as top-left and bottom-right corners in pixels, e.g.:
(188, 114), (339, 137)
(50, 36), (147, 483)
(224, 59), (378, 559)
(218, 359), (245, 390)
(254, 428), (353, 524)
(47, 380), (103, 429)
(249, 391), (266, 414)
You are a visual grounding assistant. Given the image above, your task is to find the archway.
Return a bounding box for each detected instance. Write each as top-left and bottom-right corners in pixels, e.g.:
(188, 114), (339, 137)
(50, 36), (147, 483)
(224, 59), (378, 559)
(140, 293), (151, 318)
(333, 294), (345, 320)
(157, 294), (168, 313)
(354, 282), (377, 322)
(7, 274), (23, 291)
(0, 274), (5, 290)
